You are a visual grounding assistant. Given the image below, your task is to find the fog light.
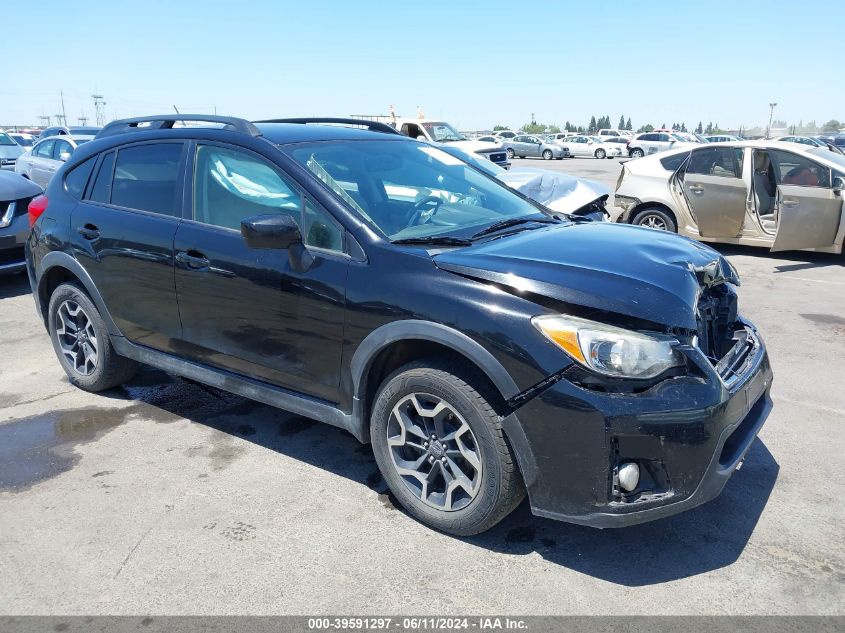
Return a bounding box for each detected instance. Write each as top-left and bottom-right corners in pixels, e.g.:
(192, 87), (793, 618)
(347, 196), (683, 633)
(618, 462), (640, 492)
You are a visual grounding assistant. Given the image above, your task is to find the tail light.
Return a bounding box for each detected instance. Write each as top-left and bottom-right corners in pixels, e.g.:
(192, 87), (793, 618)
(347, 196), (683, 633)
(28, 195), (48, 227)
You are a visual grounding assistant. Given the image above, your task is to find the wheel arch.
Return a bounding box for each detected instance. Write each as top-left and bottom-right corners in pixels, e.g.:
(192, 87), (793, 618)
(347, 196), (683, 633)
(628, 201), (678, 228)
(37, 251), (122, 336)
(349, 320), (538, 488)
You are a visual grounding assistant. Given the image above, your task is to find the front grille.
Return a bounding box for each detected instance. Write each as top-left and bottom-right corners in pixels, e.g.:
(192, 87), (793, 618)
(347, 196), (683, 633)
(489, 152), (506, 164)
(696, 285), (738, 362)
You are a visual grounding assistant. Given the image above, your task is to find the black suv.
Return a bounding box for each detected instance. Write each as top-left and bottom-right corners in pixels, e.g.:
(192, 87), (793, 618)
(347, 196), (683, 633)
(26, 115), (773, 535)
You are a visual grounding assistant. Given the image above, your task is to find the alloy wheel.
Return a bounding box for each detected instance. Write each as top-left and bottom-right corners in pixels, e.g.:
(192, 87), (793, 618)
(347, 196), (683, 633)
(639, 215), (668, 230)
(55, 299), (98, 375)
(386, 393), (482, 511)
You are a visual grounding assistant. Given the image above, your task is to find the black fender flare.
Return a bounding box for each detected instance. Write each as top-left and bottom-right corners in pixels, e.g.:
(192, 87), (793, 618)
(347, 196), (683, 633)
(349, 320), (538, 487)
(37, 251), (123, 337)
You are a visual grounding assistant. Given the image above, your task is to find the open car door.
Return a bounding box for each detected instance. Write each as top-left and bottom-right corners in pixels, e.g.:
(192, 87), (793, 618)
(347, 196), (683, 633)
(681, 147), (748, 238)
(771, 185), (843, 252)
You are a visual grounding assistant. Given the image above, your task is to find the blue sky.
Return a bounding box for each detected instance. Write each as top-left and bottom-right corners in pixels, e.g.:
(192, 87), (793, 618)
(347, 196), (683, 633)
(3, 0), (841, 130)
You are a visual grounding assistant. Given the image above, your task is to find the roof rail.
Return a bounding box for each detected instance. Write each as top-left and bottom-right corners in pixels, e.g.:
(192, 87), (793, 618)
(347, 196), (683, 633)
(96, 115), (262, 139)
(254, 117), (400, 135)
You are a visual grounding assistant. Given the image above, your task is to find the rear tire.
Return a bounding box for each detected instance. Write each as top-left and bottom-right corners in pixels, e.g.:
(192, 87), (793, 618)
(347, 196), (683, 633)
(506, 148), (515, 159)
(47, 283), (137, 392)
(629, 148), (644, 158)
(631, 207), (677, 232)
(370, 359), (525, 536)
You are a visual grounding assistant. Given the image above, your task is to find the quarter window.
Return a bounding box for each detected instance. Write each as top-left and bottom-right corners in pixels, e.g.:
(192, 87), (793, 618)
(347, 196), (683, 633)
(89, 152), (115, 204)
(111, 143), (182, 215)
(64, 156), (96, 199)
(687, 147), (744, 178)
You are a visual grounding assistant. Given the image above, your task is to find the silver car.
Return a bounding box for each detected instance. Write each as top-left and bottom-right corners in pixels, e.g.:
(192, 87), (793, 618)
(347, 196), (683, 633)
(614, 141), (845, 253)
(14, 134), (93, 188)
(508, 134), (568, 160)
(0, 131), (24, 171)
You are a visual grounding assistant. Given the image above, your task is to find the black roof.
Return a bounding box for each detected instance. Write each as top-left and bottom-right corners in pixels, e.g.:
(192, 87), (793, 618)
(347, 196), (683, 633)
(255, 123), (408, 145)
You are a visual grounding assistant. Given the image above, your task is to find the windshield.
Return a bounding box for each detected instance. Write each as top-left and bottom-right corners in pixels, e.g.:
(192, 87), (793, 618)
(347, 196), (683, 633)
(421, 122), (465, 142)
(285, 140), (546, 241)
(0, 132), (15, 146)
(10, 134), (34, 146)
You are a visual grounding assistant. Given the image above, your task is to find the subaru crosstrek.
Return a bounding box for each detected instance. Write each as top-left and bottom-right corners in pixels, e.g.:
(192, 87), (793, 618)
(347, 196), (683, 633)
(25, 115), (773, 535)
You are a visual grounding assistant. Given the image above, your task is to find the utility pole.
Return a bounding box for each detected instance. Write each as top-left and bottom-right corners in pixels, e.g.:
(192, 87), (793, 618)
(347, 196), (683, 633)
(766, 102), (777, 139)
(54, 113), (65, 126)
(60, 90), (67, 127)
(92, 94), (107, 126)
(38, 115), (51, 128)
(79, 114), (89, 126)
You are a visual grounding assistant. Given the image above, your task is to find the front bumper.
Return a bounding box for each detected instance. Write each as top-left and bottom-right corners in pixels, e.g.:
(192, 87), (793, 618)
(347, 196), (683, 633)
(511, 319), (773, 527)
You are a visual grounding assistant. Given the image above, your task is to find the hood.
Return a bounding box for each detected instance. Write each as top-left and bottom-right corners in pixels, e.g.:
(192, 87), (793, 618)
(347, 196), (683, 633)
(0, 145), (24, 160)
(449, 139), (501, 153)
(496, 169), (610, 214)
(0, 169), (42, 201)
(433, 222), (738, 330)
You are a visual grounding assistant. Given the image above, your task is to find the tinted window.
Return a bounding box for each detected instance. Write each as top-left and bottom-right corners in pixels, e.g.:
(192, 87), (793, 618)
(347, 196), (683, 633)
(193, 144), (300, 231)
(768, 150), (830, 188)
(111, 143), (182, 215)
(660, 151), (691, 171)
(64, 157), (97, 199)
(34, 141), (55, 158)
(303, 200), (344, 252)
(89, 152), (115, 204)
(687, 147), (743, 178)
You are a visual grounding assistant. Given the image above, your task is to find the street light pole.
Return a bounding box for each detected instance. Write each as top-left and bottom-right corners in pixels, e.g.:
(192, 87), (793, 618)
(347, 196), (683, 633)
(766, 102), (777, 139)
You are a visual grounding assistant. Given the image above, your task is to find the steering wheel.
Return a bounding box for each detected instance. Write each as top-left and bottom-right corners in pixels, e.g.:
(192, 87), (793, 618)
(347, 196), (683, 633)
(408, 195), (444, 226)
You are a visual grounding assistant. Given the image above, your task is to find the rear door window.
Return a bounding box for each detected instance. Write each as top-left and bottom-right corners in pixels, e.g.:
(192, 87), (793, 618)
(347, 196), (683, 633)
(688, 147), (744, 178)
(110, 143), (183, 215)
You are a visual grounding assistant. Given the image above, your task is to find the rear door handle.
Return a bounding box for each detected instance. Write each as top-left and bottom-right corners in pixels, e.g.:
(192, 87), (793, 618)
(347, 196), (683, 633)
(77, 225), (100, 240)
(781, 198), (799, 208)
(176, 250), (210, 270)
(688, 184), (704, 194)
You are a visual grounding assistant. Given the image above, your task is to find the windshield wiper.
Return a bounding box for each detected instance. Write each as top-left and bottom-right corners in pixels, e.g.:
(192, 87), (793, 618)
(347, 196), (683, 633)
(470, 216), (558, 240)
(392, 236), (472, 246)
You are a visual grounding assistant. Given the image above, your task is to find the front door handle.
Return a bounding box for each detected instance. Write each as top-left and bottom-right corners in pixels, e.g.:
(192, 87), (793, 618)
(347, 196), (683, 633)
(781, 198), (799, 208)
(176, 250), (210, 270)
(77, 225), (100, 240)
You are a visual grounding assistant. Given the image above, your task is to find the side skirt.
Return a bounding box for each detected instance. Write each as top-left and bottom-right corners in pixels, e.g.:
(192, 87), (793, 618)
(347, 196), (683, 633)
(112, 337), (364, 442)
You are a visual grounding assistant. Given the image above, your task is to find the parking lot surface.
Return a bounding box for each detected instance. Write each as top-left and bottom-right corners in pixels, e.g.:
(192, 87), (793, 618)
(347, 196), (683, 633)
(1, 174), (843, 614)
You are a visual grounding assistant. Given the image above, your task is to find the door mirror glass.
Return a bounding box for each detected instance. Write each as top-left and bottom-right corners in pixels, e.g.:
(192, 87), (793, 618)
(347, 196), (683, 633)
(833, 176), (845, 192)
(59, 151), (71, 162)
(241, 214), (302, 250)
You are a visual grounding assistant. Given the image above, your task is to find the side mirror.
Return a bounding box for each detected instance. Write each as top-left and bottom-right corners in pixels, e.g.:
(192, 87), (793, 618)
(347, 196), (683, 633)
(241, 214), (302, 250)
(59, 152), (71, 162)
(833, 176), (845, 195)
(416, 135), (427, 141)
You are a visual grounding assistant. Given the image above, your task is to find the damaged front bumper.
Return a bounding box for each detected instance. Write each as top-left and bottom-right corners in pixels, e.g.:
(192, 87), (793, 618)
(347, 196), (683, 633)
(509, 317), (773, 528)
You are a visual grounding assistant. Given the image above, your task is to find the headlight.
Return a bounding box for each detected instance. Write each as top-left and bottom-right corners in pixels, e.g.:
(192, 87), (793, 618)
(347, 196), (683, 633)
(532, 314), (684, 379)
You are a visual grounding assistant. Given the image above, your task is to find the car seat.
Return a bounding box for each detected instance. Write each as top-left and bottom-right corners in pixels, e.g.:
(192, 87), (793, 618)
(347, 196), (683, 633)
(752, 153), (775, 219)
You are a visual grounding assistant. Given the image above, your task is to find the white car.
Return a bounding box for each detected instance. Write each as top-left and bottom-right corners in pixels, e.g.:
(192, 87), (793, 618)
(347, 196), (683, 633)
(613, 141), (845, 253)
(597, 128), (633, 139)
(626, 132), (696, 158)
(556, 135), (623, 159)
(391, 118), (508, 168)
(14, 134), (94, 188)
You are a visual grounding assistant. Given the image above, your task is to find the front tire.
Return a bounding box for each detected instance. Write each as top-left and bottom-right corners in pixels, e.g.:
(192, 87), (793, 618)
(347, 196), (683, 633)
(631, 207), (677, 232)
(370, 359), (524, 536)
(542, 149), (553, 160)
(47, 283), (137, 391)
(595, 148), (606, 159)
(629, 147), (644, 158)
